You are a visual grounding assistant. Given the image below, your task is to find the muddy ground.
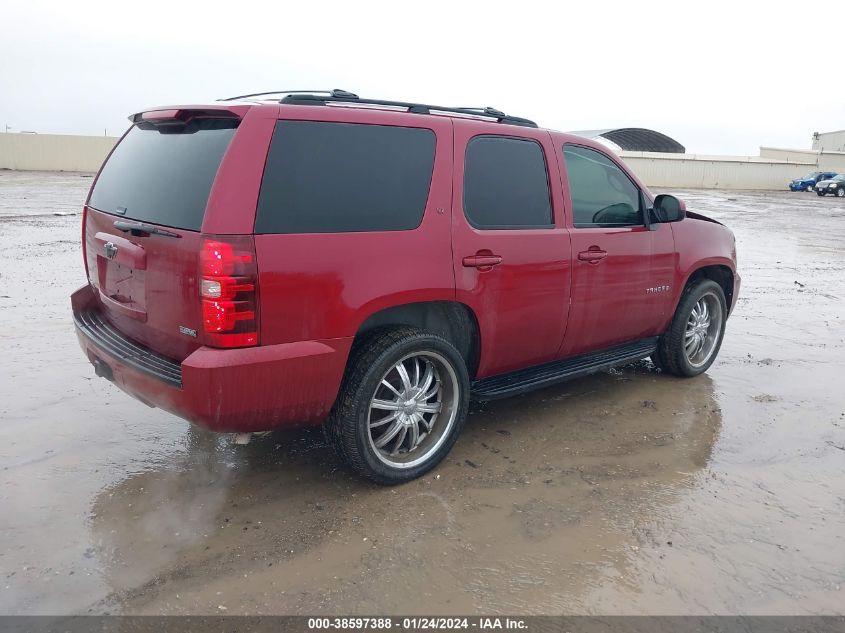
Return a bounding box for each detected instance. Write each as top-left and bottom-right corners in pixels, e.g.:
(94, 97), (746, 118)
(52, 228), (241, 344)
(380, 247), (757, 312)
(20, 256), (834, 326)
(1, 171), (843, 615)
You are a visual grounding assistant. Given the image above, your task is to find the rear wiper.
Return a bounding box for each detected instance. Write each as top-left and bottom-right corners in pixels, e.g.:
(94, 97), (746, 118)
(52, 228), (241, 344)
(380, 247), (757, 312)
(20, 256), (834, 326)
(113, 220), (181, 238)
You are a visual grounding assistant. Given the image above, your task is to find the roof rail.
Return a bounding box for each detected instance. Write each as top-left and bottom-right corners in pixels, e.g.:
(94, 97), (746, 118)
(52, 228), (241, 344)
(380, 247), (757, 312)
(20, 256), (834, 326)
(217, 90), (339, 102)
(276, 89), (538, 128)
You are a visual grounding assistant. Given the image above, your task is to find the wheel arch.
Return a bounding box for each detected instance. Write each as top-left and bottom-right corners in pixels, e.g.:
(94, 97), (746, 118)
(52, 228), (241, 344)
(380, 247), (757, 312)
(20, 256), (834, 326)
(679, 264), (735, 314)
(353, 301), (481, 379)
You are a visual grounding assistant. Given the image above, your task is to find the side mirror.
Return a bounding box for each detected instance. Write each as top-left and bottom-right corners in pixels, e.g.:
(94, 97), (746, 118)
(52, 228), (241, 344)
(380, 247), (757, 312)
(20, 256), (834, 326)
(652, 194), (686, 223)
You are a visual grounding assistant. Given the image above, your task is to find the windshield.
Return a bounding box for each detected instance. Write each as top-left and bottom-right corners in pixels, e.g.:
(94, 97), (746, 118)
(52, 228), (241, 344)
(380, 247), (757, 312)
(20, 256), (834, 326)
(89, 118), (238, 231)
(833, 175), (845, 182)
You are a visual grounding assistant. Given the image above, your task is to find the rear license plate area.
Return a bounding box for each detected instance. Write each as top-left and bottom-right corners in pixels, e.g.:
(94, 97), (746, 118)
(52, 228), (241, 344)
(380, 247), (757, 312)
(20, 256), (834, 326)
(92, 356), (114, 382)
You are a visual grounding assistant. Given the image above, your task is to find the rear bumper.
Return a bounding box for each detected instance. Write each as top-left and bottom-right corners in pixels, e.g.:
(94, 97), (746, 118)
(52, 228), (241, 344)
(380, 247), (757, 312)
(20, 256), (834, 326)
(71, 285), (352, 432)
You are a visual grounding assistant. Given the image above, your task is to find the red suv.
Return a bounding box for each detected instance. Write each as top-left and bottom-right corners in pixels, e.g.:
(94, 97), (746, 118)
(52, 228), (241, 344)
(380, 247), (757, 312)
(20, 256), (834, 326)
(72, 90), (739, 484)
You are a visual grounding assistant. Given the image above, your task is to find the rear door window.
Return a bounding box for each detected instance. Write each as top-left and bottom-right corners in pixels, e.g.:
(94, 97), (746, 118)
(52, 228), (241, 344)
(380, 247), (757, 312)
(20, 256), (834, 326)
(463, 136), (553, 229)
(255, 121), (436, 234)
(89, 119), (237, 231)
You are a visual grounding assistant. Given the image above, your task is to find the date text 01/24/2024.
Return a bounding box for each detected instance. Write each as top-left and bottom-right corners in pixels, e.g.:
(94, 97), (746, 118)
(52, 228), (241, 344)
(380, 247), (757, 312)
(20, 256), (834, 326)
(307, 618), (528, 630)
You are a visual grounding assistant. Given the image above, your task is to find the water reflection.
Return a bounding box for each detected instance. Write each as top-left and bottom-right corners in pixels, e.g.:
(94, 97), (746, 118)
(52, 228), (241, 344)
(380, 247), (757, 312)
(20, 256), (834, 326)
(89, 364), (721, 614)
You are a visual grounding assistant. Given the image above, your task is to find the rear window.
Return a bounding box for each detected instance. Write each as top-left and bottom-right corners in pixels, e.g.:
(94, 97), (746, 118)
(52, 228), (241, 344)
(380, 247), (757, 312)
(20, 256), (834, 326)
(463, 136), (552, 229)
(89, 118), (238, 231)
(255, 121), (436, 234)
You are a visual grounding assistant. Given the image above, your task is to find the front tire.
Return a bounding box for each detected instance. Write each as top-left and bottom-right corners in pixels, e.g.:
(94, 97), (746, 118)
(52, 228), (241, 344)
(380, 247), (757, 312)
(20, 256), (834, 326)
(837, 188), (845, 198)
(325, 327), (470, 484)
(653, 280), (727, 377)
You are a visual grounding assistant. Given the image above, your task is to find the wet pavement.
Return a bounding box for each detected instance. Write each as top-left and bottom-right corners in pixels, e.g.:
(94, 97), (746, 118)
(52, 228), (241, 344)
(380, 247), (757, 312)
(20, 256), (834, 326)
(1, 171), (844, 615)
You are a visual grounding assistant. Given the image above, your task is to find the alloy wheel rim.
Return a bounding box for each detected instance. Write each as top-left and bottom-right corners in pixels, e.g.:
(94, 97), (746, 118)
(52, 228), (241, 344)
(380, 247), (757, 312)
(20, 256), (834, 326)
(684, 292), (724, 368)
(367, 351), (459, 469)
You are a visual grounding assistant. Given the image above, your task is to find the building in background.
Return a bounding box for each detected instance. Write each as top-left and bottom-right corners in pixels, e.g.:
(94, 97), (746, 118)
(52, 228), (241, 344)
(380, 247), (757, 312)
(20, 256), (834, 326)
(2, 125), (844, 191)
(812, 130), (845, 153)
(568, 128), (685, 154)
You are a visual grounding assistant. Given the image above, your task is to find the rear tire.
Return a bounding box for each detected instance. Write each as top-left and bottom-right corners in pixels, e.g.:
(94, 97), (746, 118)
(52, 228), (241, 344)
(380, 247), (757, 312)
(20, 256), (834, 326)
(653, 280), (727, 377)
(325, 327), (470, 485)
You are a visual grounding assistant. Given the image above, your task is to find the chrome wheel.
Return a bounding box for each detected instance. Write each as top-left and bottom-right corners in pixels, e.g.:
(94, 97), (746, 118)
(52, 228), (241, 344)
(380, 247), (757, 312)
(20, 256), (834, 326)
(837, 188), (845, 198)
(367, 351), (460, 469)
(684, 292), (724, 368)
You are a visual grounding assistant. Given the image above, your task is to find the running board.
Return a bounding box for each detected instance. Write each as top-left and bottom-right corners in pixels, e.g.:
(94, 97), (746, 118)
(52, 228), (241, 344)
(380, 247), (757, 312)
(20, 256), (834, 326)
(471, 337), (659, 401)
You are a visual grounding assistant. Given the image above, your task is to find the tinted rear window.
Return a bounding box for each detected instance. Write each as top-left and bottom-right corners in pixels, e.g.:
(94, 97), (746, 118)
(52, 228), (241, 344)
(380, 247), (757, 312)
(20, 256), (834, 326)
(255, 121), (436, 234)
(89, 119), (237, 231)
(463, 136), (552, 229)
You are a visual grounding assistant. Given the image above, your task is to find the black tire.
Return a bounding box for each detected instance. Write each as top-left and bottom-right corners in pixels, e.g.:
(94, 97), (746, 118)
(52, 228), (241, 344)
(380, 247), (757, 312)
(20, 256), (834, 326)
(653, 280), (727, 377)
(325, 327), (470, 485)
(837, 188), (845, 198)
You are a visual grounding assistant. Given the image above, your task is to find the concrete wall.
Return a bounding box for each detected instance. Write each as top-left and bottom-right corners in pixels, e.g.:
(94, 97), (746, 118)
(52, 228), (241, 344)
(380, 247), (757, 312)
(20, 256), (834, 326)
(758, 146), (845, 175)
(2, 130), (843, 190)
(0, 133), (118, 172)
(812, 130), (845, 152)
(619, 151), (818, 190)
(759, 146), (820, 163)
(817, 151), (845, 173)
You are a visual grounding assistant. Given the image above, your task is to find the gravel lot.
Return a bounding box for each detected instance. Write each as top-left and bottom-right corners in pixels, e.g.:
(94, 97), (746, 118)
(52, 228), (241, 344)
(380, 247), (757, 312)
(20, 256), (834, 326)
(1, 171), (844, 615)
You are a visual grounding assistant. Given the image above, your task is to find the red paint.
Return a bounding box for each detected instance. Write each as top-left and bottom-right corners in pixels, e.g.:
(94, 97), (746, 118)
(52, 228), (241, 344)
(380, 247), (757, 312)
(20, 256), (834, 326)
(83, 207), (206, 360)
(254, 106), (455, 346)
(73, 100), (739, 433)
(451, 121), (571, 377)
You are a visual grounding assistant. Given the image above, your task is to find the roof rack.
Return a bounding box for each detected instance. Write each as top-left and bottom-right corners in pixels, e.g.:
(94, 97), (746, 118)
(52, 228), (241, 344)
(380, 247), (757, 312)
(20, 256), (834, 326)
(221, 88), (538, 127)
(217, 90), (337, 102)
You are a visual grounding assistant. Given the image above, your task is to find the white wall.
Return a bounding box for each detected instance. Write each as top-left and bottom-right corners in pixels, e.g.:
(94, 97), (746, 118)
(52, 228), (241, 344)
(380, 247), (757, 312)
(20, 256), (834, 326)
(619, 151), (817, 190)
(759, 146), (819, 162)
(817, 151), (845, 173)
(0, 133), (118, 172)
(812, 130), (845, 153)
(758, 146), (845, 176)
(1, 131), (842, 190)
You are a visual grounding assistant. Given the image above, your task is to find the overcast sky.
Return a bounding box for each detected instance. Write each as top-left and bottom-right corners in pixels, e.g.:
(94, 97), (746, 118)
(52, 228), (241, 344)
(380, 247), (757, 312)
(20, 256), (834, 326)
(1, 0), (842, 155)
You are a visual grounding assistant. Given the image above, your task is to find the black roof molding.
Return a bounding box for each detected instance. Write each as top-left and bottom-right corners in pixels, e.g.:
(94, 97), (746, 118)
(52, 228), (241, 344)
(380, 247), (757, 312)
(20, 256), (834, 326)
(220, 89), (537, 127)
(218, 90), (338, 101)
(280, 91), (538, 128)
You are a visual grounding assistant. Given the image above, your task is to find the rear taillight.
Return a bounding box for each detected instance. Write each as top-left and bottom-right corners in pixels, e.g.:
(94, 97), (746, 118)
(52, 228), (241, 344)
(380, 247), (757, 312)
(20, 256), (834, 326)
(199, 236), (259, 348)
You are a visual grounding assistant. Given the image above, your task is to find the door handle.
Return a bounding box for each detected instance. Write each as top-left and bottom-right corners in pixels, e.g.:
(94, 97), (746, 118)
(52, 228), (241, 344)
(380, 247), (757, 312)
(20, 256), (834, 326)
(462, 254), (503, 268)
(577, 249), (608, 263)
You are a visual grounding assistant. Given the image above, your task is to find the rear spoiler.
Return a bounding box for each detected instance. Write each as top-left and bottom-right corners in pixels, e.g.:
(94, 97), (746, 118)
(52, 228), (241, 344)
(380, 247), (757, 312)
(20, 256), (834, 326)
(129, 105), (250, 125)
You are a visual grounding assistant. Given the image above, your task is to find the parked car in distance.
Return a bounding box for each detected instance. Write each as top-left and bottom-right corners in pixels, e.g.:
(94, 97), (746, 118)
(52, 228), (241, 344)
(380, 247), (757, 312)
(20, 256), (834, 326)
(789, 171), (838, 191)
(71, 89), (740, 484)
(815, 174), (845, 197)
